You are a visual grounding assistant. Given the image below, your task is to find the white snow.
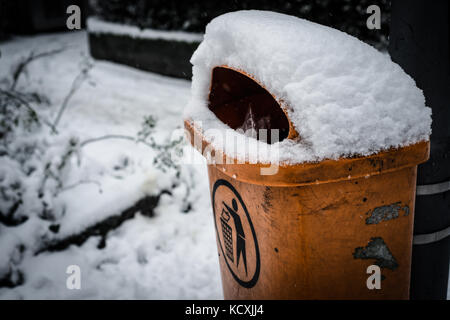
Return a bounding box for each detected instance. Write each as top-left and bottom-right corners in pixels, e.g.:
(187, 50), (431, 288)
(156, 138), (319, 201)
(0, 31), (221, 299)
(87, 17), (203, 43)
(185, 10), (432, 164)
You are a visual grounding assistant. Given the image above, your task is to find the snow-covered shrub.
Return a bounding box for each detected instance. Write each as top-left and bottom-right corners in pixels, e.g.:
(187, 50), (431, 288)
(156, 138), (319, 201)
(0, 50), (185, 286)
(0, 32), (221, 298)
(0, 52), (90, 226)
(0, 86), (61, 225)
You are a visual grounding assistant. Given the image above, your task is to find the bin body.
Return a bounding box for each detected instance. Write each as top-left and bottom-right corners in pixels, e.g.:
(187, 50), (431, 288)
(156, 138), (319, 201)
(209, 166), (417, 299)
(184, 116), (430, 299)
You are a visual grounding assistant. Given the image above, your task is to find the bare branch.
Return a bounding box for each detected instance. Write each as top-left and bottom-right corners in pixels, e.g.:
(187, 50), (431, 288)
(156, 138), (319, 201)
(80, 134), (137, 148)
(61, 179), (103, 194)
(10, 47), (65, 91)
(52, 61), (92, 130)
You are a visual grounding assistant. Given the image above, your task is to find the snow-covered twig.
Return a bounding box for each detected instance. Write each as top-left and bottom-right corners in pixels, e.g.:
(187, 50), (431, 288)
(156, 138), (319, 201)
(79, 116), (184, 175)
(61, 179), (103, 194)
(0, 89), (56, 132)
(80, 134), (136, 147)
(10, 48), (65, 91)
(52, 60), (93, 130)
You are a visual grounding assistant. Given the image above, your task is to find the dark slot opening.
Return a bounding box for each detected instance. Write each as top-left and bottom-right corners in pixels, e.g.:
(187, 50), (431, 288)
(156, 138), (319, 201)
(208, 67), (290, 144)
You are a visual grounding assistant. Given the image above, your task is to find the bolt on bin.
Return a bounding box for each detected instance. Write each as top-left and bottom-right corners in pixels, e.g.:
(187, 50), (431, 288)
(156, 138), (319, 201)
(184, 11), (432, 299)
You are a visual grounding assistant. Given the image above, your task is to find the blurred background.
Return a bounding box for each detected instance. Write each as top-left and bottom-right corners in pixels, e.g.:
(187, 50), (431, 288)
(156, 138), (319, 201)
(1, 0), (390, 78)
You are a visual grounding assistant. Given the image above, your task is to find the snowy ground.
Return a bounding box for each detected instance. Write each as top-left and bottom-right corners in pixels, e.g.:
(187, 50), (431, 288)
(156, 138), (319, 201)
(0, 31), (222, 299)
(0, 31), (448, 300)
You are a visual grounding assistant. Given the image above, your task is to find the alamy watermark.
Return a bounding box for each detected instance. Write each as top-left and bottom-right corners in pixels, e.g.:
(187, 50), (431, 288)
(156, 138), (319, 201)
(366, 5), (381, 30)
(366, 264), (381, 290)
(66, 264), (81, 290)
(66, 5), (81, 30)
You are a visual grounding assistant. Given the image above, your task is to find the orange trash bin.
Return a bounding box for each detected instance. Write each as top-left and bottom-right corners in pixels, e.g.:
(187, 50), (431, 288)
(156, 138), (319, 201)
(184, 65), (430, 300)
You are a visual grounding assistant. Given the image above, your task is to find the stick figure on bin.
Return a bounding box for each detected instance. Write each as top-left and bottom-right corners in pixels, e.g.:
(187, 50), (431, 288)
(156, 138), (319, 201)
(222, 199), (247, 275)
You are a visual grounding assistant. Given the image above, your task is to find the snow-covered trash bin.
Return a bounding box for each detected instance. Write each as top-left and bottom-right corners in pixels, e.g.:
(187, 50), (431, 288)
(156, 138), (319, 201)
(183, 11), (431, 299)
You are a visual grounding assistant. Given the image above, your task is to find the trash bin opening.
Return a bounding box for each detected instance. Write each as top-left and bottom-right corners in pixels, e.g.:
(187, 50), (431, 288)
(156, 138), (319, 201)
(208, 67), (290, 144)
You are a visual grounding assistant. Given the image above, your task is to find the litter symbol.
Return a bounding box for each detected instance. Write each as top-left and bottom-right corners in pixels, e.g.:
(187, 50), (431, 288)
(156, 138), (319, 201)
(221, 199), (248, 275)
(221, 207), (234, 262)
(212, 179), (260, 288)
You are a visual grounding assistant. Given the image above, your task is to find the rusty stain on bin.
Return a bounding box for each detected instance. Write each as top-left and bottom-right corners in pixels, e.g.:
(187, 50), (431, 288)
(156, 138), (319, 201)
(184, 65), (430, 299)
(365, 202), (410, 225)
(353, 237), (399, 271)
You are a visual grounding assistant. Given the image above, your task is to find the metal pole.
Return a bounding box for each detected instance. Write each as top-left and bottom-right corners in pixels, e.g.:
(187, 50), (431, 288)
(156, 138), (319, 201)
(389, 0), (449, 299)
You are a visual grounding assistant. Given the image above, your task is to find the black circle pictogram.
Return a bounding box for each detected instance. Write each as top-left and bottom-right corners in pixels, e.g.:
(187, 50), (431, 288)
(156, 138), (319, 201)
(212, 179), (260, 288)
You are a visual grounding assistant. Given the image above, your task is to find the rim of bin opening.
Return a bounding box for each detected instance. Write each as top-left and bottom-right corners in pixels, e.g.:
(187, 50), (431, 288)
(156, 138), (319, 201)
(184, 120), (430, 187)
(185, 64), (430, 186)
(209, 65), (300, 141)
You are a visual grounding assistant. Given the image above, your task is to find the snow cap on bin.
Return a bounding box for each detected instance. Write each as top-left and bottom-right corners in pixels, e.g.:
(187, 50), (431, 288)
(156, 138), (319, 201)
(184, 10), (431, 164)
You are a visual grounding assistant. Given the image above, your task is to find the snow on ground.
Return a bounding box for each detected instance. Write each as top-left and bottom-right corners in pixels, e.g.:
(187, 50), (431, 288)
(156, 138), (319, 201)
(0, 31), (222, 299)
